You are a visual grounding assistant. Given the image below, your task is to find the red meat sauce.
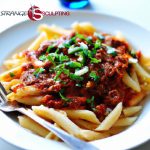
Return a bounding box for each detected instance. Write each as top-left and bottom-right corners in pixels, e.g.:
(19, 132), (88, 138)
(15, 32), (137, 117)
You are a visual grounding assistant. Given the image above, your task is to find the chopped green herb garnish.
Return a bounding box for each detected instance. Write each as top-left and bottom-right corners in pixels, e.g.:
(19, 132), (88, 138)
(87, 50), (93, 58)
(86, 50), (101, 64)
(58, 43), (65, 49)
(53, 64), (70, 81)
(46, 45), (56, 53)
(76, 33), (92, 44)
(54, 70), (63, 81)
(69, 36), (76, 44)
(62, 68), (70, 76)
(90, 58), (101, 64)
(91, 48), (97, 55)
(86, 36), (93, 44)
(69, 73), (84, 81)
(39, 55), (47, 61)
(75, 83), (82, 87)
(76, 33), (85, 40)
(94, 32), (105, 40)
(67, 61), (82, 68)
(105, 45), (117, 56)
(63, 42), (70, 48)
(79, 42), (88, 50)
(68, 42), (88, 55)
(47, 54), (56, 66)
(89, 71), (100, 82)
(86, 96), (95, 109)
(94, 39), (102, 49)
(9, 72), (15, 77)
(59, 54), (69, 62)
(82, 48), (88, 56)
(130, 49), (136, 58)
(79, 42), (88, 56)
(63, 37), (76, 49)
(55, 48), (59, 54)
(75, 66), (89, 76)
(54, 64), (65, 71)
(39, 53), (69, 64)
(33, 68), (45, 77)
(59, 92), (71, 102)
(68, 46), (82, 54)
(77, 52), (85, 64)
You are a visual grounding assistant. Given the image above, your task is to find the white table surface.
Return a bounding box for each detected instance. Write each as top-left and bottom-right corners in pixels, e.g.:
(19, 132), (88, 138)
(0, 0), (150, 149)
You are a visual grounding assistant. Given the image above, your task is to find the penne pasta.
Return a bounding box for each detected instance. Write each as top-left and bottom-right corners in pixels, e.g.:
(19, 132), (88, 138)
(4, 58), (26, 69)
(45, 132), (55, 140)
(71, 22), (96, 34)
(32, 106), (109, 141)
(123, 106), (142, 117)
(139, 54), (150, 72)
(12, 86), (41, 97)
(130, 70), (140, 87)
(73, 119), (98, 130)
(45, 123), (61, 141)
(115, 31), (126, 42)
(38, 24), (71, 39)
(122, 71), (141, 92)
(108, 127), (127, 135)
(18, 115), (49, 137)
(113, 117), (137, 127)
(79, 130), (109, 141)
(0, 65), (23, 82)
(95, 102), (122, 131)
(32, 106), (81, 138)
(133, 63), (150, 82)
(141, 83), (150, 91)
(28, 32), (47, 51)
(127, 92), (145, 106)
(7, 94), (43, 105)
(64, 110), (100, 124)
(1, 79), (21, 92)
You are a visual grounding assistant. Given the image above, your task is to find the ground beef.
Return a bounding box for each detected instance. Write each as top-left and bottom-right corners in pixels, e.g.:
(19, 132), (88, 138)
(18, 32), (133, 116)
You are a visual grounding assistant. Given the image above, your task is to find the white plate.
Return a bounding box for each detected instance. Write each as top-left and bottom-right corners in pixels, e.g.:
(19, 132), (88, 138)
(0, 12), (150, 150)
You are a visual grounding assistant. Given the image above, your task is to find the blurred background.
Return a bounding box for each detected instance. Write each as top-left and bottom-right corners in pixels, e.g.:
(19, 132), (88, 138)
(0, 0), (150, 150)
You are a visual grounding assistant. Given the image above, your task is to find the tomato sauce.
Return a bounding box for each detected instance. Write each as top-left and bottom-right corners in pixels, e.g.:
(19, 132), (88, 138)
(19, 32), (135, 117)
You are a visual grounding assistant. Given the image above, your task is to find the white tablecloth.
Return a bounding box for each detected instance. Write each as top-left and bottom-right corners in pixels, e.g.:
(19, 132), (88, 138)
(0, 0), (150, 149)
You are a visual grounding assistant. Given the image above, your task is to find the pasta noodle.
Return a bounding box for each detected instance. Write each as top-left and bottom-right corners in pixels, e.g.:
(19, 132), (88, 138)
(18, 115), (49, 137)
(122, 71), (141, 92)
(63, 110), (100, 124)
(123, 106), (142, 117)
(95, 102), (122, 131)
(28, 32), (47, 51)
(73, 119), (98, 130)
(133, 63), (150, 82)
(32, 105), (81, 137)
(38, 24), (71, 39)
(113, 117), (137, 127)
(0, 65), (23, 81)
